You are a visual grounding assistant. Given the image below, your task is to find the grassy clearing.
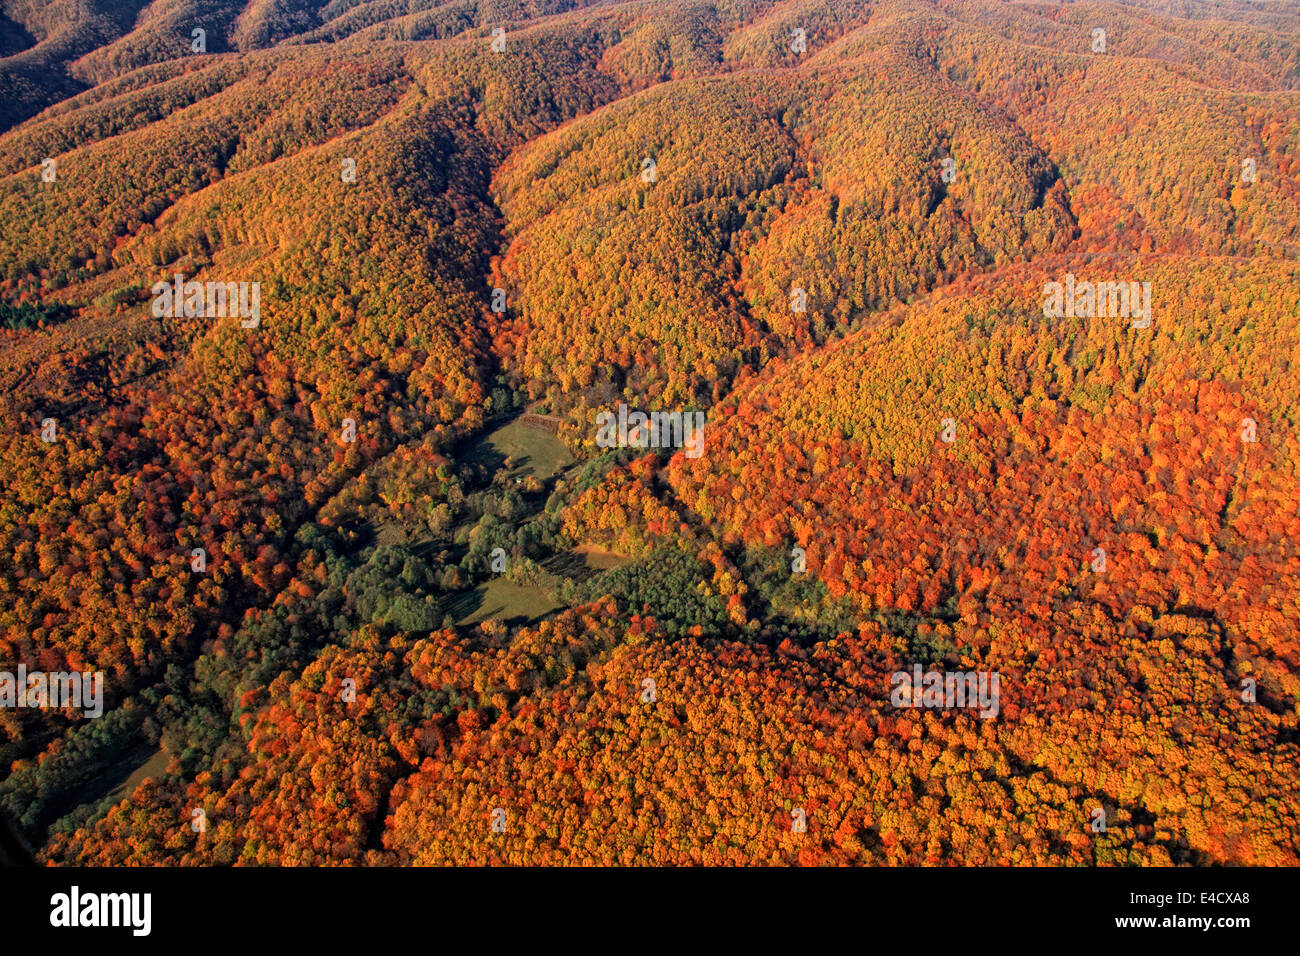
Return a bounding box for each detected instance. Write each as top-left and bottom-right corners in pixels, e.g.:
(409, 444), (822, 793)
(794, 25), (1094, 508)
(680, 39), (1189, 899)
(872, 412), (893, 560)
(102, 748), (169, 806)
(571, 544), (632, 571)
(463, 418), (573, 482)
(451, 577), (562, 627)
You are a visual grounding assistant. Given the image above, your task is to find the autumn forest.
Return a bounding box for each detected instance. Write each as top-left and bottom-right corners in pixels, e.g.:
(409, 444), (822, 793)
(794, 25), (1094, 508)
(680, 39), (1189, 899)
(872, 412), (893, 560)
(0, 0), (1298, 867)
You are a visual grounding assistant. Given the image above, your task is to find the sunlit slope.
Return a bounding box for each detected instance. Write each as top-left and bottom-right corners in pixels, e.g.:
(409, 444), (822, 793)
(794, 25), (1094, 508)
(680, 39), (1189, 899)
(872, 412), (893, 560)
(491, 58), (1075, 421)
(812, 2), (1300, 255)
(666, 254), (1300, 680)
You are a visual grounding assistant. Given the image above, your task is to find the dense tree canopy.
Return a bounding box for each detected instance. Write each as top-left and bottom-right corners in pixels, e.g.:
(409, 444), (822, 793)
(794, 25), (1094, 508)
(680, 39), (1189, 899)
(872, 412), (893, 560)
(2, 0), (1298, 866)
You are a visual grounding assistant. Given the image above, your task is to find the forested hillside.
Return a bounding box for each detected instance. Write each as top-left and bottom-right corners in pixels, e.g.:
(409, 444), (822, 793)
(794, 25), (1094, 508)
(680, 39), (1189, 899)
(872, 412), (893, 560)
(2, 0), (1298, 866)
